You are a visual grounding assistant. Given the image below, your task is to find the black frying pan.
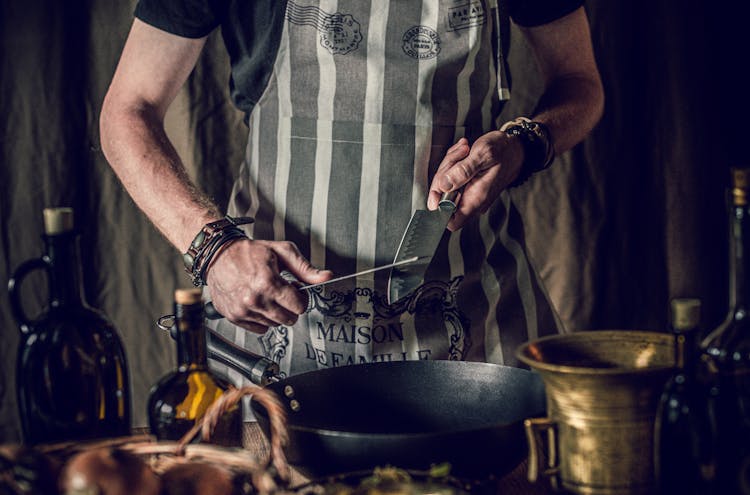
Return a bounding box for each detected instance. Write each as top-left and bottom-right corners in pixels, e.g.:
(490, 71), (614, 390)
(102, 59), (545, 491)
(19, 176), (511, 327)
(251, 360), (544, 480)
(205, 329), (545, 480)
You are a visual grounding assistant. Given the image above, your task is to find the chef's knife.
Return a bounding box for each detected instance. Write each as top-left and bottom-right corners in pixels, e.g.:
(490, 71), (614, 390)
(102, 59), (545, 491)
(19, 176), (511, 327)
(387, 190), (459, 304)
(182, 255), (424, 320)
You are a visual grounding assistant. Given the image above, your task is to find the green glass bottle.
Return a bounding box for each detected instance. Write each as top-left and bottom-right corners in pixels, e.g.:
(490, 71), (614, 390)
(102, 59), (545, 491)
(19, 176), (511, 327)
(9, 207), (131, 444)
(655, 298), (713, 494)
(147, 288), (242, 446)
(702, 167), (750, 494)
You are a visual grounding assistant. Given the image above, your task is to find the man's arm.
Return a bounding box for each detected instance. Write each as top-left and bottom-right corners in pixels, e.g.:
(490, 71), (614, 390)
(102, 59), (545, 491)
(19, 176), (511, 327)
(518, 6), (604, 153)
(428, 7), (604, 230)
(101, 20), (218, 249)
(101, 19), (331, 332)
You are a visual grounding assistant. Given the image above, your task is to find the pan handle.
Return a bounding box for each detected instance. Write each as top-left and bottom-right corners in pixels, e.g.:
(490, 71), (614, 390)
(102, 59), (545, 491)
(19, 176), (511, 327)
(206, 328), (280, 386)
(156, 307), (281, 385)
(524, 417), (560, 488)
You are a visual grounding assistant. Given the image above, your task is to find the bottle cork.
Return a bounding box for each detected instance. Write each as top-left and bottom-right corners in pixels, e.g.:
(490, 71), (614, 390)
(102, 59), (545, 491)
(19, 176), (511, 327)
(42, 207), (74, 235)
(174, 288), (203, 305)
(670, 298), (701, 331)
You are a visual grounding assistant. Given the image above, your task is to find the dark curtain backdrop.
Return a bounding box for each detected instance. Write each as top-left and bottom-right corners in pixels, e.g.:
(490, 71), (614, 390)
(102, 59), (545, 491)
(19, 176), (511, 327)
(0, 0), (745, 441)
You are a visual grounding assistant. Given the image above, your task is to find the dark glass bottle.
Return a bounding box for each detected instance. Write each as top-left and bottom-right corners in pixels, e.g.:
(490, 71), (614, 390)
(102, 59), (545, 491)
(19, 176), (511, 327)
(655, 298), (713, 494)
(147, 288), (242, 446)
(702, 167), (750, 494)
(8, 207), (131, 444)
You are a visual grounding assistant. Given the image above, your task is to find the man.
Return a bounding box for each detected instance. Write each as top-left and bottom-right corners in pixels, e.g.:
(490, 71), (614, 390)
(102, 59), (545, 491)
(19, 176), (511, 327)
(101, 0), (603, 379)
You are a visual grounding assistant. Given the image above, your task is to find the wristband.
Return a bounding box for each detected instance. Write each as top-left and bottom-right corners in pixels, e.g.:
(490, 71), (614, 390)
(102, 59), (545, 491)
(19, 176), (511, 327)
(500, 117), (555, 187)
(183, 216), (254, 286)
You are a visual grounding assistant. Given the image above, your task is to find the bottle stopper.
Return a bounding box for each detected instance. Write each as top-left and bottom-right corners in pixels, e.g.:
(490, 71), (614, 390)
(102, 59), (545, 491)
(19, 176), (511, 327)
(670, 298), (701, 331)
(43, 207), (75, 235)
(174, 288), (203, 305)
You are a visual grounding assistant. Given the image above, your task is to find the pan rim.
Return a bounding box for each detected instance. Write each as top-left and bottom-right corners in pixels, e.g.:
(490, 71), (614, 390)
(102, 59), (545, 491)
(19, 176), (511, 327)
(250, 360), (545, 438)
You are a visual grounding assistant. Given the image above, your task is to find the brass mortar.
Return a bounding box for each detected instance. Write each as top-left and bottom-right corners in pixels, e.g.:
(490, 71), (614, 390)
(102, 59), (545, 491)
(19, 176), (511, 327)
(516, 330), (674, 495)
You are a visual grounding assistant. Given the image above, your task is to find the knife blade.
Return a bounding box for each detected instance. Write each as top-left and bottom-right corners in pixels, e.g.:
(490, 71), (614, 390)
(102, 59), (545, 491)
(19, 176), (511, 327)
(387, 190), (459, 304)
(197, 255), (424, 320)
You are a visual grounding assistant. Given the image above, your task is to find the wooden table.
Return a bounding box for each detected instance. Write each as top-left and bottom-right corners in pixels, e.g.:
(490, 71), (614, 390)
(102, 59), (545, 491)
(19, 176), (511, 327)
(241, 422), (554, 495)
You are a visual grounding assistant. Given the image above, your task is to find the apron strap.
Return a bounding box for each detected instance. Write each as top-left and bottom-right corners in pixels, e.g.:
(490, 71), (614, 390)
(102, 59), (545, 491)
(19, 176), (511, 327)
(490, 0), (511, 102)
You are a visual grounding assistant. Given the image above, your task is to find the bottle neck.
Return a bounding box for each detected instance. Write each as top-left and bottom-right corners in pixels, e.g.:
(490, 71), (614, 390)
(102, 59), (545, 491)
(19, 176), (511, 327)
(674, 330), (698, 372)
(728, 204), (750, 315)
(43, 232), (87, 308)
(174, 303), (208, 369)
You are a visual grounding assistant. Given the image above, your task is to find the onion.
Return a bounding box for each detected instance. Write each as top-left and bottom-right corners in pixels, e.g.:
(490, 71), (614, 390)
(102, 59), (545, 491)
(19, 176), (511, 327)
(59, 447), (161, 495)
(0, 444), (59, 495)
(160, 462), (236, 495)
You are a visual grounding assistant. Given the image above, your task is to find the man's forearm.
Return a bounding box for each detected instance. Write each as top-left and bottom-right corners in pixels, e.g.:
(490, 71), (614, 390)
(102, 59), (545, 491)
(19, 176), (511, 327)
(100, 101), (222, 252)
(515, 7), (604, 157)
(531, 73), (605, 156)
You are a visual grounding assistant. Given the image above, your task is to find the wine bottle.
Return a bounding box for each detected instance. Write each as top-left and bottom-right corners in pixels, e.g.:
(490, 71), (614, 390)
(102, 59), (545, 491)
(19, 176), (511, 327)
(654, 298), (713, 494)
(8, 207), (131, 444)
(702, 167), (750, 494)
(147, 288), (242, 446)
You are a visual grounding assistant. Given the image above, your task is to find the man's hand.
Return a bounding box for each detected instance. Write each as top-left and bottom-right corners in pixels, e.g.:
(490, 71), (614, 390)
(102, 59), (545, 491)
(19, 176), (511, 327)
(205, 239), (333, 333)
(428, 134), (524, 231)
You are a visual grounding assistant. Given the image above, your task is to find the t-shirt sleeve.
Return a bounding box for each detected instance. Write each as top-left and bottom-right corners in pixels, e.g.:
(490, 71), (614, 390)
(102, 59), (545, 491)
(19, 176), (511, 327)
(508, 0), (585, 27)
(134, 0), (226, 38)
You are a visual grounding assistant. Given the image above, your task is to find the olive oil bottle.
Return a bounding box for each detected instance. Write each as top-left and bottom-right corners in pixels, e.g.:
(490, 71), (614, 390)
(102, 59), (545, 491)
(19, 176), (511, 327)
(9, 207), (131, 444)
(147, 288), (242, 445)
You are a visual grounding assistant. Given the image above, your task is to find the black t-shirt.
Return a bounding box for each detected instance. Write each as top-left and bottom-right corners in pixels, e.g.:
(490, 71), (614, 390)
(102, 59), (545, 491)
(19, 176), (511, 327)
(134, 0), (584, 116)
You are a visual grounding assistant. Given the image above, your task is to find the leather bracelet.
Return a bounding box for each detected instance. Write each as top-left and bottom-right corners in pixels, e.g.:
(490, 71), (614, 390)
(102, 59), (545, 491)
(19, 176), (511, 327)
(192, 228), (247, 286)
(500, 117), (555, 187)
(183, 216), (253, 286)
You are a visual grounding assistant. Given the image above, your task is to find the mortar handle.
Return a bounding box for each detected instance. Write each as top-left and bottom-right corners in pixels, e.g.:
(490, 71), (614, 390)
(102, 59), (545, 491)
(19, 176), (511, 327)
(524, 417), (561, 488)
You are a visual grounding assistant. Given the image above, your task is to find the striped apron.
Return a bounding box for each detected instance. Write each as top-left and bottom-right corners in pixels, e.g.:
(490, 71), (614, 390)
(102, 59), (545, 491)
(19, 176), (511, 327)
(209, 0), (562, 384)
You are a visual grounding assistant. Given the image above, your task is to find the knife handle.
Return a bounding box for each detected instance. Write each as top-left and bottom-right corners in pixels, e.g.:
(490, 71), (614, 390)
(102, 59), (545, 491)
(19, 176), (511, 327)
(438, 190), (460, 212)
